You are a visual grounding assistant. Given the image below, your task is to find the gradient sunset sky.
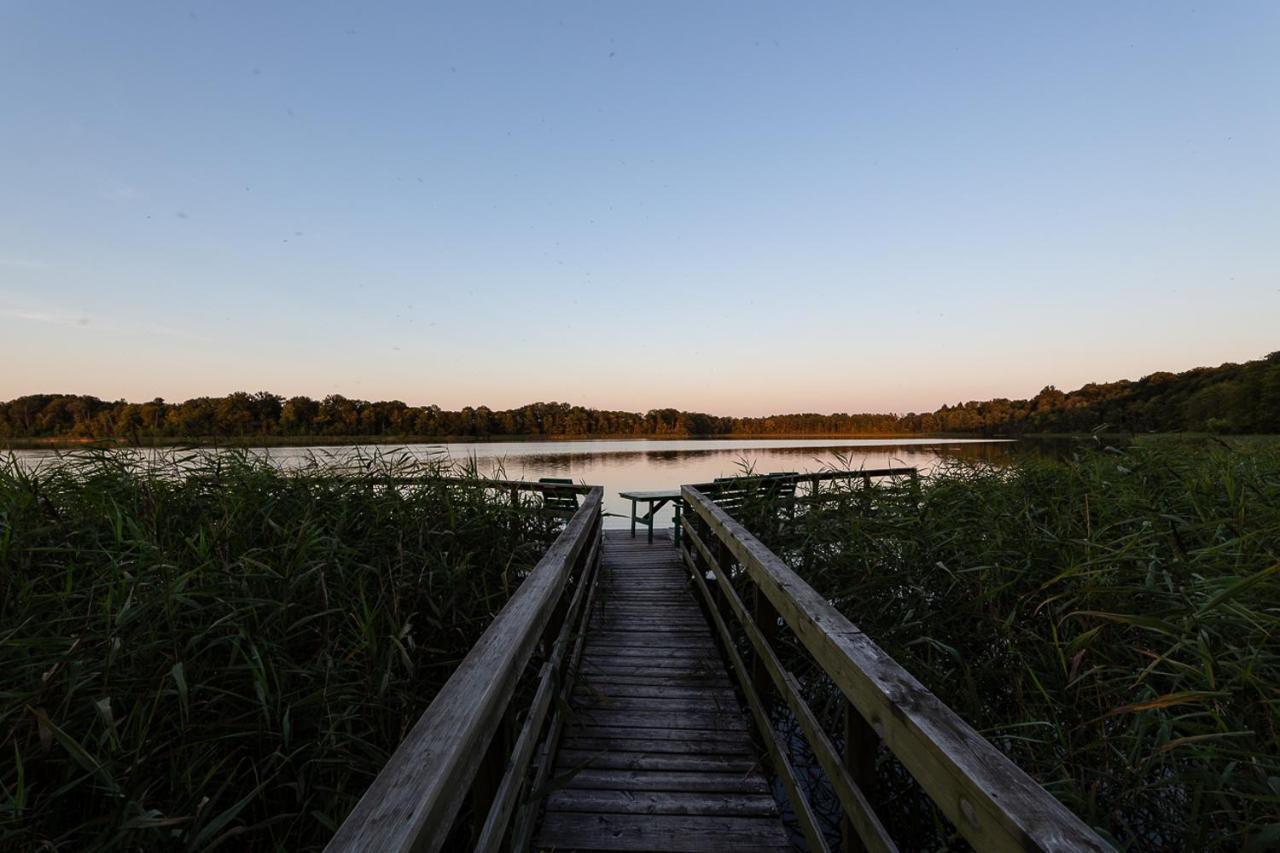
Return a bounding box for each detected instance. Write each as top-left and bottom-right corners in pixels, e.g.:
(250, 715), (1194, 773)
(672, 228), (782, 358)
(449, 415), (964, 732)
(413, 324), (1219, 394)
(2, 2), (1277, 416)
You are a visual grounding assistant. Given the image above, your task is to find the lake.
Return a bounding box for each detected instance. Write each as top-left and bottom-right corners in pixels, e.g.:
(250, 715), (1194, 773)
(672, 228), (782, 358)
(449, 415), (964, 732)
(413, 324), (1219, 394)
(10, 437), (1016, 528)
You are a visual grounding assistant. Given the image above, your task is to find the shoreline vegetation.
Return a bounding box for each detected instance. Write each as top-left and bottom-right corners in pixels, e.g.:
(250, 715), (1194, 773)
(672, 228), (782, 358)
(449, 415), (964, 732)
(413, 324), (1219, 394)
(738, 439), (1279, 851)
(2, 442), (1276, 849)
(4, 432), (987, 450)
(0, 452), (562, 851)
(3, 353), (1278, 446)
(4, 432), (1271, 452)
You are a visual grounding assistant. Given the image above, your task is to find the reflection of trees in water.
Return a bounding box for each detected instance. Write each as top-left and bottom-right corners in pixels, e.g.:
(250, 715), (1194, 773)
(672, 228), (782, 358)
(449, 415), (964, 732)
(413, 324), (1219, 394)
(472, 441), (1020, 475)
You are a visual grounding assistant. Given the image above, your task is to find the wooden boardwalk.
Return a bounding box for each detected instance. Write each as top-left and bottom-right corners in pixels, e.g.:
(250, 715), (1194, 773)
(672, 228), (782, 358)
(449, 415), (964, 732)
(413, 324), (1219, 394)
(533, 529), (790, 852)
(330, 475), (1110, 853)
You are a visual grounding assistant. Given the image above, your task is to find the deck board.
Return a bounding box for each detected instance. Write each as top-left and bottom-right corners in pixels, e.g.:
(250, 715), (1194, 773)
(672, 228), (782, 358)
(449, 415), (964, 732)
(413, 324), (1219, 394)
(534, 529), (790, 852)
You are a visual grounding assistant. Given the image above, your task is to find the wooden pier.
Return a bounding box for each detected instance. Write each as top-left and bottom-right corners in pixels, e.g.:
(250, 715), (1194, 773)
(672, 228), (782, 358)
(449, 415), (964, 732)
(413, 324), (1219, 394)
(326, 471), (1113, 853)
(534, 530), (789, 851)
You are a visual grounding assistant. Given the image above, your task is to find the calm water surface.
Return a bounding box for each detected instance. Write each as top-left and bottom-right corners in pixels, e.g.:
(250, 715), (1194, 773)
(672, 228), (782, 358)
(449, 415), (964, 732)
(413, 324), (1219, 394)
(12, 438), (1016, 528)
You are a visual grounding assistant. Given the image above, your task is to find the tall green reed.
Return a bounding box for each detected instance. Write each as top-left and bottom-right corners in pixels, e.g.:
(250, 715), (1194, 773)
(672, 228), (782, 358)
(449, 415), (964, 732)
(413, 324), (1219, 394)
(0, 449), (559, 851)
(746, 439), (1279, 851)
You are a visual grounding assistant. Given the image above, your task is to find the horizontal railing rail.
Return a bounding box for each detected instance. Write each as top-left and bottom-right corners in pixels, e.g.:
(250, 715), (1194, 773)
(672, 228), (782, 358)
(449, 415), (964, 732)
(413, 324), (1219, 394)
(685, 466), (916, 493)
(679, 482), (1112, 853)
(326, 486), (604, 853)
(386, 476), (593, 519)
(690, 468), (918, 535)
(388, 476), (596, 495)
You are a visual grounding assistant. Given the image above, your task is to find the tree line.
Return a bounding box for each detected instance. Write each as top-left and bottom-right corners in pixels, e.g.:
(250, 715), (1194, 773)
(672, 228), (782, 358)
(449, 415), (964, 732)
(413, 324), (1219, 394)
(3, 353), (1277, 442)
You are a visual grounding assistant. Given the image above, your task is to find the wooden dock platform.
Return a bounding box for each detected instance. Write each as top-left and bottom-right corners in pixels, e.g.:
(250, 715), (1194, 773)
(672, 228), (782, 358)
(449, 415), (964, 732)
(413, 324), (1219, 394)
(533, 529), (790, 852)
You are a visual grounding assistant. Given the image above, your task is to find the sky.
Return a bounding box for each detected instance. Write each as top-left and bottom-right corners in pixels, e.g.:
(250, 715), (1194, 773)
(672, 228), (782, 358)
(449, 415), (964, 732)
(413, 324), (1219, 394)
(1, 2), (1277, 417)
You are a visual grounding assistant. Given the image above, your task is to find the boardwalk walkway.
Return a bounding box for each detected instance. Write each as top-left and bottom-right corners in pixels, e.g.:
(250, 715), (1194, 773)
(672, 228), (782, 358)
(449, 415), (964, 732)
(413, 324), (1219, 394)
(533, 529), (790, 852)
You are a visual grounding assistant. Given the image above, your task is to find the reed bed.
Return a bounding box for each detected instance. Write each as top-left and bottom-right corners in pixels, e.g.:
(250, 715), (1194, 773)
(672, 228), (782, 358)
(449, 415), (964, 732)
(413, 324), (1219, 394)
(0, 449), (561, 851)
(743, 439), (1280, 851)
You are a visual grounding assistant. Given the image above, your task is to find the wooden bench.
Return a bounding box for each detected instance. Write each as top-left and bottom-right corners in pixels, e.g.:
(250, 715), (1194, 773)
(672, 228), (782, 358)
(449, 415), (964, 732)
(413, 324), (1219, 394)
(538, 476), (581, 513)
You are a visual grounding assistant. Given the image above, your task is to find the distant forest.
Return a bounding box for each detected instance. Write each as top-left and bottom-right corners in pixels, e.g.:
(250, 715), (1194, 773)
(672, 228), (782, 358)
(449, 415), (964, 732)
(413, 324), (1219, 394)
(4, 354), (1278, 442)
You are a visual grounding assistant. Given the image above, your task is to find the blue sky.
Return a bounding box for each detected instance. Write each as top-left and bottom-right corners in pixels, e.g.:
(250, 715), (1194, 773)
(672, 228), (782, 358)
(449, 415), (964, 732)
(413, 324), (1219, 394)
(2, 2), (1276, 415)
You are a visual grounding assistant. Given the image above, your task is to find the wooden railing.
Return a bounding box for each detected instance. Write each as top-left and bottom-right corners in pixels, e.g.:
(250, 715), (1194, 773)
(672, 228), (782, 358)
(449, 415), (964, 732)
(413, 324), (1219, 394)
(686, 466), (916, 493)
(389, 475), (593, 518)
(326, 486), (604, 853)
(679, 478), (1112, 853)
(391, 476), (595, 495)
(688, 467), (919, 512)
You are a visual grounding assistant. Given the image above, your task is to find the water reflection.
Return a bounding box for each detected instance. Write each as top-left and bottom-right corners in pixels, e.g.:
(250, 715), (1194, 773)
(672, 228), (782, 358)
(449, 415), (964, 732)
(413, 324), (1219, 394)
(448, 438), (1025, 525)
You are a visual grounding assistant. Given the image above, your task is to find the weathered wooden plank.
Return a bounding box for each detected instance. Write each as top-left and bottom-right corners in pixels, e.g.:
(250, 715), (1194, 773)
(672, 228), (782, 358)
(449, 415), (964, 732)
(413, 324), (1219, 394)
(543, 789), (779, 818)
(581, 641), (712, 656)
(555, 750), (761, 773)
(595, 592), (691, 600)
(583, 645), (719, 657)
(569, 709), (750, 731)
(579, 645), (715, 659)
(580, 653), (722, 668)
(589, 604), (699, 611)
(683, 485), (1112, 853)
(576, 672), (734, 689)
(584, 635), (716, 646)
(586, 625), (712, 636)
(576, 669), (732, 686)
(591, 607), (703, 614)
(535, 812), (791, 852)
(601, 582), (687, 587)
(558, 768), (770, 794)
(585, 637), (718, 650)
(562, 734), (754, 756)
(578, 656), (723, 669)
(576, 676), (737, 696)
(590, 614), (707, 623)
(577, 660), (724, 673)
(571, 695), (745, 713)
(591, 613), (704, 622)
(564, 726), (754, 749)
(591, 610), (700, 616)
(577, 682), (733, 697)
(581, 649), (722, 663)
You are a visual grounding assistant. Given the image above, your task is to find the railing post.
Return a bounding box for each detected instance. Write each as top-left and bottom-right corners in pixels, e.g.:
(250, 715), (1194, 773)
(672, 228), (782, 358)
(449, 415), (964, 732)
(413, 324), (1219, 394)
(752, 583), (778, 712)
(711, 530), (734, 614)
(698, 512), (718, 609)
(861, 472), (872, 515)
(842, 701), (878, 853)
